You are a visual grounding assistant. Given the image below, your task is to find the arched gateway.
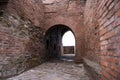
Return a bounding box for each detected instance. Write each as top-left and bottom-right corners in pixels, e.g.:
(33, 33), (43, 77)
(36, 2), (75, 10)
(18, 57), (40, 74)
(44, 24), (76, 61)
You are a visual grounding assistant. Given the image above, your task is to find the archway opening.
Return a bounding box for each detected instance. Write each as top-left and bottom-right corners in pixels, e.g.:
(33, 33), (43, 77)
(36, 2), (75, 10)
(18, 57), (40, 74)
(44, 24), (76, 61)
(62, 31), (75, 46)
(61, 31), (75, 60)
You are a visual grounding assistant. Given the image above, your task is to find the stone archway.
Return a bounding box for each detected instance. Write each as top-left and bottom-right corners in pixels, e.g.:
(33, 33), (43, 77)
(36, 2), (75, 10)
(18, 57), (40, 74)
(44, 24), (76, 61)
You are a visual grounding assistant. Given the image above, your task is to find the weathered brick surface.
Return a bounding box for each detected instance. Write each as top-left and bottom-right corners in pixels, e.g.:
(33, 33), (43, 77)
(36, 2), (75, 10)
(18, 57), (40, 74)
(0, 14), (46, 78)
(0, 0), (45, 78)
(43, 0), (86, 63)
(84, 0), (100, 63)
(5, 0), (44, 27)
(84, 0), (120, 80)
(0, 0), (120, 80)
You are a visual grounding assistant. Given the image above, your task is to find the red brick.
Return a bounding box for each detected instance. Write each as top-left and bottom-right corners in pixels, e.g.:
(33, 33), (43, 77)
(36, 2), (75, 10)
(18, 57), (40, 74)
(108, 69), (119, 78)
(106, 0), (113, 7)
(100, 77), (106, 80)
(100, 30), (116, 40)
(101, 61), (109, 67)
(111, 65), (120, 73)
(113, 52), (120, 57)
(108, 1), (114, 10)
(107, 57), (119, 64)
(116, 9), (120, 17)
(100, 28), (108, 36)
(102, 71), (111, 80)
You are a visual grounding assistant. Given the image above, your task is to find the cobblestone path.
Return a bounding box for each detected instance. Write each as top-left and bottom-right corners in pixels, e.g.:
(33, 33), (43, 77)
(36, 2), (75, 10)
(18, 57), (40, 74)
(7, 60), (90, 80)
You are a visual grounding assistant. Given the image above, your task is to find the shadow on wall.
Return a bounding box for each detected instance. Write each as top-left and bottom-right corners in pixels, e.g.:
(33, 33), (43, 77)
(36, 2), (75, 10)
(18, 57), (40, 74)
(0, 0), (9, 16)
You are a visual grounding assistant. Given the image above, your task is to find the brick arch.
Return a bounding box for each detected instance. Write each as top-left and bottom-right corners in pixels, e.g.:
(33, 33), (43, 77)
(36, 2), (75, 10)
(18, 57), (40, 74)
(45, 24), (77, 50)
(44, 15), (85, 62)
(44, 24), (77, 60)
(45, 24), (76, 37)
(44, 15), (80, 36)
(44, 17), (84, 62)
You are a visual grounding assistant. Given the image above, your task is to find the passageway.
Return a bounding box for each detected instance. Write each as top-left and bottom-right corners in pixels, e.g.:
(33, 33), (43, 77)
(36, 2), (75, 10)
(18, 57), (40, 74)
(5, 24), (91, 80)
(44, 24), (76, 61)
(1, 0), (120, 80)
(7, 60), (90, 80)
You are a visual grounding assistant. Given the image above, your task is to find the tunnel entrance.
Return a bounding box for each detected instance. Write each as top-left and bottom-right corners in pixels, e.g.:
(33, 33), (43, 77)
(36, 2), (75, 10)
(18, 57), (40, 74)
(0, 0), (9, 16)
(45, 24), (76, 61)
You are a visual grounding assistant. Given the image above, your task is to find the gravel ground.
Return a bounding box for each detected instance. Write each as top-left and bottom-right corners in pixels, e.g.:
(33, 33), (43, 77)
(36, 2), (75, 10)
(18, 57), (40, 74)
(7, 60), (90, 80)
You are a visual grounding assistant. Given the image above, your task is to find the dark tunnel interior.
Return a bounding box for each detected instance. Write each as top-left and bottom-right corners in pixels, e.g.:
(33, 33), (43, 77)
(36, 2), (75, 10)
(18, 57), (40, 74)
(44, 24), (75, 60)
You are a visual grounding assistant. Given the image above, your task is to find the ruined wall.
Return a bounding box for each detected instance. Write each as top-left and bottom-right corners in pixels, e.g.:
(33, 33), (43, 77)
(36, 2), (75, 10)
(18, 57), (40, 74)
(63, 46), (74, 54)
(84, 0), (101, 79)
(43, 0), (86, 62)
(0, 0), (45, 78)
(1, 0), (120, 79)
(99, 0), (120, 80)
(6, 0), (44, 26)
(84, 0), (120, 80)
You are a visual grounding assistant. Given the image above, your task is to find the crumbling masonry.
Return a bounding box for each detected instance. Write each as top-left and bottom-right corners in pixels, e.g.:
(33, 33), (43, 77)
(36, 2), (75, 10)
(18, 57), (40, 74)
(0, 0), (120, 80)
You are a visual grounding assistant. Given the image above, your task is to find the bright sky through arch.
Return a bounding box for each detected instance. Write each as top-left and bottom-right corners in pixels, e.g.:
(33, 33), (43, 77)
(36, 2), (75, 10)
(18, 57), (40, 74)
(62, 31), (75, 46)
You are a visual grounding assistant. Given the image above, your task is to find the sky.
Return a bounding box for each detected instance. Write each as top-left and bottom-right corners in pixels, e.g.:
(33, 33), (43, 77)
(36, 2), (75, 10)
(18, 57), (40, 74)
(62, 31), (75, 46)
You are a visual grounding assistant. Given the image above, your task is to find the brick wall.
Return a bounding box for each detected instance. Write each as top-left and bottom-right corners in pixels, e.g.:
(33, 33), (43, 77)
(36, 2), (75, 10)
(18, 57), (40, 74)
(63, 46), (74, 54)
(0, 0), (46, 78)
(0, 0), (120, 79)
(84, 0), (120, 80)
(0, 15), (46, 78)
(99, 0), (120, 80)
(5, 0), (44, 27)
(84, 0), (101, 79)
